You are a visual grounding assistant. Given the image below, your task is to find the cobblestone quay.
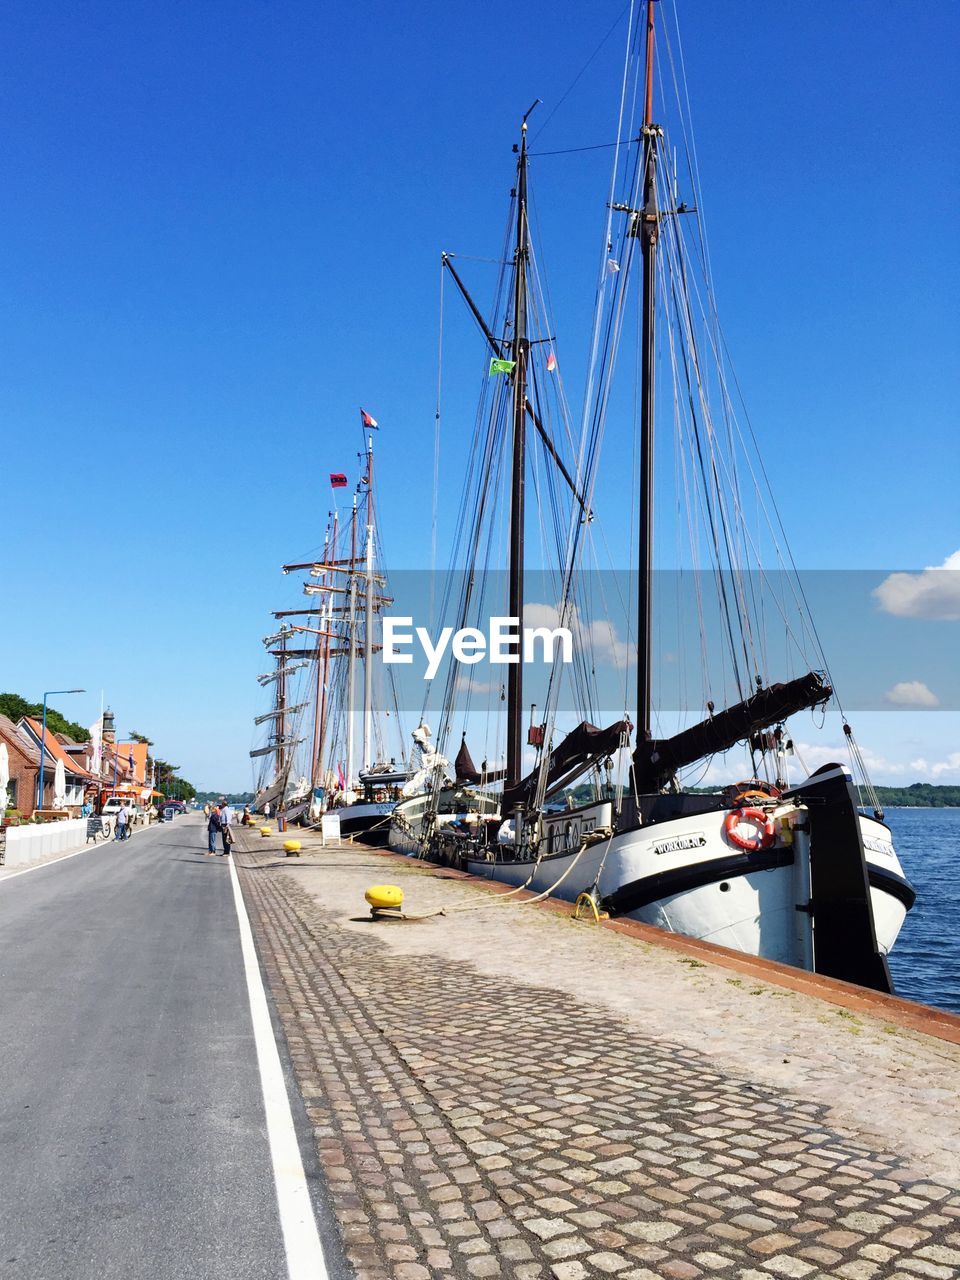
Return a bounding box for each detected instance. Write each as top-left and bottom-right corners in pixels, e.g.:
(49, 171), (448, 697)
(235, 829), (960, 1280)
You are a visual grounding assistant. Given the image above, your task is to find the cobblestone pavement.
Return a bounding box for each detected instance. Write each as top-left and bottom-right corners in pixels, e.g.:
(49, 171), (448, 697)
(236, 834), (960, 1280)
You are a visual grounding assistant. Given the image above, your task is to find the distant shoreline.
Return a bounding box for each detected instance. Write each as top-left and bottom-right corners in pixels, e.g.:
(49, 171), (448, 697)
(883, 804), (960, 810)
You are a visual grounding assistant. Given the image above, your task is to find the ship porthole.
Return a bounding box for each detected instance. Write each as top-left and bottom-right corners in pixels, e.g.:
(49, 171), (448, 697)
(719, 882), (730, 892)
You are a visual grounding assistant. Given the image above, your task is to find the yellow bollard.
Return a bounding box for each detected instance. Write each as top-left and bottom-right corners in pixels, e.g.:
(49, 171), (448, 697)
(283, 839), (302, 856)
(260, 826), (272, 837)
(364, 884), (404, 915)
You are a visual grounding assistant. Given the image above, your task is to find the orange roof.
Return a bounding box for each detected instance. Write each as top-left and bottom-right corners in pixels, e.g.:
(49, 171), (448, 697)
(117, 740), (149, 785)
(22, 717), (96, 779)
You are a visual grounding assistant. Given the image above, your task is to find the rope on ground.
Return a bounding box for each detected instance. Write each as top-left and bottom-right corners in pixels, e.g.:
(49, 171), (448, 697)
(392, 840), (592, 921)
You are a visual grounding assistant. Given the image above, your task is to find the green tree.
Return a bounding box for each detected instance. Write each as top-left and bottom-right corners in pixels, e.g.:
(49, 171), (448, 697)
(0, 692), (90, 742)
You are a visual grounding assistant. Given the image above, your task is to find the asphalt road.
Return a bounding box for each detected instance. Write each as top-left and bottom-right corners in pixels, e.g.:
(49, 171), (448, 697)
(0, 818), (336, 1280)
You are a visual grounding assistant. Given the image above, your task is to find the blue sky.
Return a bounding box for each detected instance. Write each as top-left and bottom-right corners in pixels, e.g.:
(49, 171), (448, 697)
(2, 0), (958, 789)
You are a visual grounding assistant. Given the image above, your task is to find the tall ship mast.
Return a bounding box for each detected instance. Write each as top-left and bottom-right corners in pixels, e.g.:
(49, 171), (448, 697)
(251, 413), (408, 838)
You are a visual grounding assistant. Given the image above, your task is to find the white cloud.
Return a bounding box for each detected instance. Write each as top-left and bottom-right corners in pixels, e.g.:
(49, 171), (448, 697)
(454, 673), (499, 696)
(932, 752), (960, 779)
(525, 602), (632, 669)
(873, 549), (960, 620)
(884, 680), (940, 708)
(689, 739), (938, 787)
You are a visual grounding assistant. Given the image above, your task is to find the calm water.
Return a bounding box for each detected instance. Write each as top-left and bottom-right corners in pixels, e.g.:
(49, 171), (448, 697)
(884, 808), (960, 1014)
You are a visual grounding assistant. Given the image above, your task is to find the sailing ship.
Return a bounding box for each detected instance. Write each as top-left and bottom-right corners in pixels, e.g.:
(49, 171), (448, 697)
(251, 625), (309, 817)
(389, 0), (914, 992)
(253, 424), (408, 839)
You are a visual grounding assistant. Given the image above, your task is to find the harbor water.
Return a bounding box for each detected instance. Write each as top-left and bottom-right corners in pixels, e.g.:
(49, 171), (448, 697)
(885, 807), (960, 1014)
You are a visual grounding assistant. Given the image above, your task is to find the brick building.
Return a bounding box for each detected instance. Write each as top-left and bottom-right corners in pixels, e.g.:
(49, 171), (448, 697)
(0, 713), (46, 816)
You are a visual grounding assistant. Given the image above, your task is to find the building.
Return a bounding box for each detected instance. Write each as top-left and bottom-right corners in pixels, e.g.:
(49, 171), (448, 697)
(0, 713), (45, 816)
(18, 717), (97, 815)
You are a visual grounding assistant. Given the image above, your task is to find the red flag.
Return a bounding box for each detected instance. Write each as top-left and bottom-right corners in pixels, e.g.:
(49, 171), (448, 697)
(360, 408), (379, 428)
(546, 351), (557, 373)
(329, 472), (348, 488)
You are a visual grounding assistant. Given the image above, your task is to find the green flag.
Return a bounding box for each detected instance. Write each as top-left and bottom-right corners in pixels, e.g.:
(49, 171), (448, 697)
(489, 357), (517, 376)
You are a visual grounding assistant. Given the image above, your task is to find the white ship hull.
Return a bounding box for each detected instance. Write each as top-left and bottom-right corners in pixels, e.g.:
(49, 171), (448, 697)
(336, 800), (396, 845)
(390, 767), (915, 982)
(463, 805), (909, 969)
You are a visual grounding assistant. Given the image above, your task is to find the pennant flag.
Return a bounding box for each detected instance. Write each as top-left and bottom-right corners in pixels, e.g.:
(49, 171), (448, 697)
(329, 472), (348, 488)
(546, 351), (557, 373)
(489, 357), (517, 376)
(360, 408), (378, 428)
(607, 257), (621, 274)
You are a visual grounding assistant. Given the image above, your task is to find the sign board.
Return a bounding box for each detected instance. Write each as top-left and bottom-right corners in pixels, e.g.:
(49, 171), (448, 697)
(86, 816), (104, 841)
(320, 812), (341, 846)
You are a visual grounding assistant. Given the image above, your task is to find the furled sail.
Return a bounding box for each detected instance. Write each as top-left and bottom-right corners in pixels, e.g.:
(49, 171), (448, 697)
(249, 736), (304, 759)
(503, 720), (629, 810)
(632, 671), (831, 792)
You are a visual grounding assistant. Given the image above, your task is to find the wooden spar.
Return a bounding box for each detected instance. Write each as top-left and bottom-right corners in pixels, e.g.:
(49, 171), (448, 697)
(507, 105), (537, 790)
(275, 629), (288, 784)
(644, 0), (655, 127)
(362, 435), (375, 770)
(637, 0), (659, 742)
(441, 254), (590, 519)
(311, 513), (336, 788)
(282, 558), (366, 570)
(346, 493), (358, 788)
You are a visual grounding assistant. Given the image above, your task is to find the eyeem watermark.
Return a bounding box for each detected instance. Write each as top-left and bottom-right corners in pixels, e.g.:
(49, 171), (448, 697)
(383, 616), (573, 680)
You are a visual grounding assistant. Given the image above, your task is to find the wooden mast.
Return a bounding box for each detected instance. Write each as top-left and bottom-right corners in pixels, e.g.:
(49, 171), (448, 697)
(362, 433), (375, 771)
(275, 627), (288, 787)
(506, 103), (537, 789)
(346, 494), (358, 789)
(311, 512), (337, 788)
(637, 0), (659, 742)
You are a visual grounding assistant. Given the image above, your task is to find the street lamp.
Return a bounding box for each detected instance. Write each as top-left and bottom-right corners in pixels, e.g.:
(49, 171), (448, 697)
(36, 688), (86, 810)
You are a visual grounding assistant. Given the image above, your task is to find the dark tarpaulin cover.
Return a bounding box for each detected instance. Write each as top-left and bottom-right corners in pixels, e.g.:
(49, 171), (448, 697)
(632, 670), (831, 792)
(502, 719), (629, 810)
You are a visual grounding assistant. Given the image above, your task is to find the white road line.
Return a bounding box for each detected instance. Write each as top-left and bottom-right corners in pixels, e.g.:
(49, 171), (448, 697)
(228, 854), (330, 1280)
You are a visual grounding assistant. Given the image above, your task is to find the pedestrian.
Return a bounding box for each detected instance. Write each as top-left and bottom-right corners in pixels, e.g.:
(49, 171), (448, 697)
(220, 806), (234, 856)
(241, 805), (251, 826)
(115, 802), (129, 842)
(207, 803), (221, 855)
(264, 801), (271, 819)
(218, 798), (232, 855)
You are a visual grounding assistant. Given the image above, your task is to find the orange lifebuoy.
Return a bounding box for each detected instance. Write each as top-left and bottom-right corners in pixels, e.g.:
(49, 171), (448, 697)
(723, 806), (776, 852)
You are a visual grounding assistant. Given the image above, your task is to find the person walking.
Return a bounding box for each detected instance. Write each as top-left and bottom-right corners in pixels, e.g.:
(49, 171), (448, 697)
(206, 803), (221, 856)
(219, 799), (233, 855)
(115, 803), (129, 842)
